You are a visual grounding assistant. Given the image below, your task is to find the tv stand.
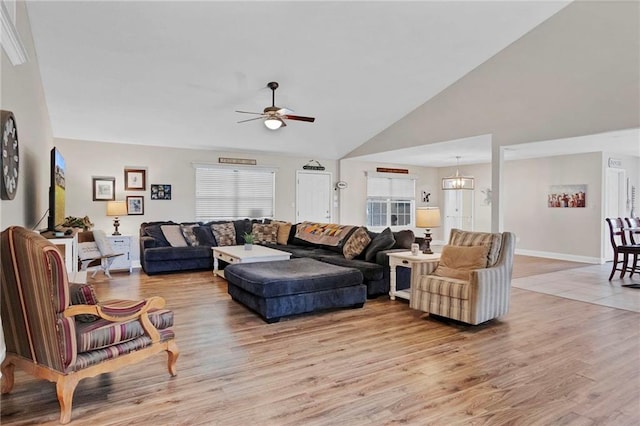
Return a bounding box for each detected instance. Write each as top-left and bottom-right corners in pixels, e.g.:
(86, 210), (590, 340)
(42, 231), (79, 277)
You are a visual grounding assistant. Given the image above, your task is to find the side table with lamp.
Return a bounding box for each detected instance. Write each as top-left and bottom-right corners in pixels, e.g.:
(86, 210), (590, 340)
(416, 206), (441, 254)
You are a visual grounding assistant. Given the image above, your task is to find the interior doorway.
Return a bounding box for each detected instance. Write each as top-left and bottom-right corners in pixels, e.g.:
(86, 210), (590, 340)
(443, 189), (474, 240)
(296, 171), (333, 223)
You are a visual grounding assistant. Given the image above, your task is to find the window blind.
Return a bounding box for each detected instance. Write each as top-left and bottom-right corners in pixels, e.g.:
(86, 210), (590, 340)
(195, 167), (275, 221)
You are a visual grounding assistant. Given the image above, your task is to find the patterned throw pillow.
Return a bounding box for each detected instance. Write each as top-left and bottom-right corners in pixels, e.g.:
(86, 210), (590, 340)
(161, 225), (188, 247)
(343, 227), (372, 260)
(211, 222), (236, 246)
(180, 224), (200, 246)
(252, 223), (278, 244)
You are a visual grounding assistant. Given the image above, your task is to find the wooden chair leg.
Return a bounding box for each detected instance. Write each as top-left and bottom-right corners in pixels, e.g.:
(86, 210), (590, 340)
(56, 375), (80, 424)
(620, 253), (630, 278)
(167, 340), (179, 377)
(609, 253), (619, 280)
(631, 253), (639, 277)
(0, 361), (15, 394)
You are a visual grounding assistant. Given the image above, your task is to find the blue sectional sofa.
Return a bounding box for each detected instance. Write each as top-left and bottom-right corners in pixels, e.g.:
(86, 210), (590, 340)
(139, 219), (414, 298)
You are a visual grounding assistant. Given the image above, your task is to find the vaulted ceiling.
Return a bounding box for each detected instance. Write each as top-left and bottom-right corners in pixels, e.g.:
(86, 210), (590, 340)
(26, 0), (579, 164)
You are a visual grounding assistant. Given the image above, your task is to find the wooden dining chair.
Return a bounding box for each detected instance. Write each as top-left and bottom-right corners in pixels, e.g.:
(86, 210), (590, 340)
(605, 217), (640, 280)
(623, 217), (640, 277)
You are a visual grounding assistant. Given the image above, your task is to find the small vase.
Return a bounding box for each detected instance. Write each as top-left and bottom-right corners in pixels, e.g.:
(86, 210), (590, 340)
(244, 243), (253, 250)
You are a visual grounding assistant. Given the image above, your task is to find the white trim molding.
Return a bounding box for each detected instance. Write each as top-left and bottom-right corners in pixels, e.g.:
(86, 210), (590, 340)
(0, 1), (27, 65)
(515, 248), (601, 265)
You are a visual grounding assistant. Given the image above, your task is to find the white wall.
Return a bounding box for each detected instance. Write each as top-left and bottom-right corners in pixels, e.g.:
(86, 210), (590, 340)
(338, 158), (440, 237)
(0, 0), (53, 230)
(55, 138), (338, 264)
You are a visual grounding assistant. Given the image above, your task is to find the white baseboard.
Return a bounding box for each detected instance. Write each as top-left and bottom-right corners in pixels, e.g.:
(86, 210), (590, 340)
(515, 248), (603, 264)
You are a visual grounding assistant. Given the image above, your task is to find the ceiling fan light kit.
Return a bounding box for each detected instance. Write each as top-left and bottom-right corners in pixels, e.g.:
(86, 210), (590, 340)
(236, 81), (315, 130)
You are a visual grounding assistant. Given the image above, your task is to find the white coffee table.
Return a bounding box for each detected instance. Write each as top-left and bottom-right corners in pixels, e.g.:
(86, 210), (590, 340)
(212, 245), (292, 278)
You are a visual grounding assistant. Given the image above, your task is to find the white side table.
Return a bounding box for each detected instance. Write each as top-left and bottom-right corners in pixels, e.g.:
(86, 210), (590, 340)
(212, 245), (291, 278)
(107, 235), (133, 273)
(388, 251), (440, 300)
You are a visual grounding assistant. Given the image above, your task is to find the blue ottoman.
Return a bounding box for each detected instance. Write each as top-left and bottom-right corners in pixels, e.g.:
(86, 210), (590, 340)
(225, 258), (366, 323)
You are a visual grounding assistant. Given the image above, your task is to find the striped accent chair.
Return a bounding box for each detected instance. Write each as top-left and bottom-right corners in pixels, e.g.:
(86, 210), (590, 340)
(410, 228), (516, 325)
(0, 226), (179, 424)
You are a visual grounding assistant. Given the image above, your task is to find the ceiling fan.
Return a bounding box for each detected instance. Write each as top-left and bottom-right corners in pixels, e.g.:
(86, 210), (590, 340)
(236, 82), (315, 130)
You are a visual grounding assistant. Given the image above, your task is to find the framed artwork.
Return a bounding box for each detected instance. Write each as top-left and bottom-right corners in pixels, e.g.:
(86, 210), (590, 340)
(548, 184), (586, 208)
(151, 184), (172, 200)
(124, 168), (146, 190)
(92, 177), (115, 201)
(126, 195), (144, 215)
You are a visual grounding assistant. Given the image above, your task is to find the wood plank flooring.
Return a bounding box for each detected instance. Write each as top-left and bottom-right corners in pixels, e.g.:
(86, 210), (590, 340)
(2, 260), (639, 425)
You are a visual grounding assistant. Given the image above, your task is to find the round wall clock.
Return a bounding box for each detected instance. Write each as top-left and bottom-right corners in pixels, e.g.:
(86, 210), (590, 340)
(1, 110), (19, 200)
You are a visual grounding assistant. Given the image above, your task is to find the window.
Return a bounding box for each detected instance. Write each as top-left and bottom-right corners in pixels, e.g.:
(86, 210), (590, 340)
(194, 165), (276, 221)
(366, 173), (416, 229)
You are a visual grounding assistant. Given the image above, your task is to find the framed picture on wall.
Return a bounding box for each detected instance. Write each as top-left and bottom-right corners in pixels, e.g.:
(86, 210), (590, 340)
(151, 184), (172, 200)
(548, 184), (586, 208)
(124, 168), (146, 190)
(126, 195), (144, 215)
(92, 177), (115, 201)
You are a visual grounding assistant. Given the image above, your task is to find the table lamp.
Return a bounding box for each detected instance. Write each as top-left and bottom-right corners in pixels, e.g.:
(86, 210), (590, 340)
(106, 201), (128, 236)
(416, 207), (441, 254)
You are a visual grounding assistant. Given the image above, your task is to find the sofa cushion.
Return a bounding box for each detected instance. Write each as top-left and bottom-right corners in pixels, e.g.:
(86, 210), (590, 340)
(364, 227), (396, 262)
(392, 229), (415, 249)
(449, 229), (501, 266)
(211, 222), (236, 246)
(144, 246), (212, 262)
(433, 244), (490, 281)
(69, 283), (100, 323)
(180, 224), (200, 246)
(417, 275), (470, 300)
(316, 254), (384, 283)
(161, 225), (188, 247)
(144, 224), (171, 247)
(233, 219), (256, 244)
(343, 227), (371, 260)
(272, 220), (292, 245)
(193, 225), (217, 246)
(252, 223), (278, 244)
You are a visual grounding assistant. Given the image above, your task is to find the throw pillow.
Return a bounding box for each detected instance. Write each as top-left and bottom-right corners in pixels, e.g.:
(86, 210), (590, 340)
(433, 244), (490, 281)
(193, 226), (217, 246)
(161, 225), (188, 247)
(252, 223), (278, 244)
(143, 224), (171, 247)
(272, 220), (292, 245)
(93, 229), (116, 256)
(211, 222), (236, 246)
(449, 229), (502, 266)
(364, 227), (396, 262)
(343, 227), (372, 260)
(392, 230), (415, 249)
(180, 224), (200, 246)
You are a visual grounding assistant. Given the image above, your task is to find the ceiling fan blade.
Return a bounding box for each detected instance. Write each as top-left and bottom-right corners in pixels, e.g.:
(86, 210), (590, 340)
(235, 110), (263, 115)
(283, 115), (315, 123)
(237, 116), (265, 123)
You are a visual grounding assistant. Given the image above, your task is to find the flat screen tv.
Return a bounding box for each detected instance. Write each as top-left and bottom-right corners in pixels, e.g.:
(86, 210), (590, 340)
(47, 147), (66, 231)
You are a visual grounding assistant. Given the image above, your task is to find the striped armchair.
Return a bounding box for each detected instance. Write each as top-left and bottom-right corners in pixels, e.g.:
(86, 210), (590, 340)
(0, 226), (179, 424)
(410, 229), (516, 325)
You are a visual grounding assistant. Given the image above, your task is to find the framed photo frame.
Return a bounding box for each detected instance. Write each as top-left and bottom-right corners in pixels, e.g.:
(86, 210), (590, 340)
(92, 177), (115, 201)
(151, 184), (172, 200)
(124, 168), (146, 190)
(126, 195), (144, 215)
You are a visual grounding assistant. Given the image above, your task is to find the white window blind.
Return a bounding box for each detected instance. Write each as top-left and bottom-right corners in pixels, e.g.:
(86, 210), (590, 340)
(366, 173), (416, 228)
(195, 166), (275, 221)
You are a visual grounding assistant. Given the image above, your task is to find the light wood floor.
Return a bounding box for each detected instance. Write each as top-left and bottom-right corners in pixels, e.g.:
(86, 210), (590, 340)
(2, 258), (639, 425)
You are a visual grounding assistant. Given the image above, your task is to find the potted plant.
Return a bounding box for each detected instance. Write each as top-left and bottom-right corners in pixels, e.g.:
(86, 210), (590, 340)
(243, 232), (255, 250)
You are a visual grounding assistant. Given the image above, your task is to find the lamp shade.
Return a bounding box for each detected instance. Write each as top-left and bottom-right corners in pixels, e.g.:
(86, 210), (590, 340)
(106, 200), (127, 216)
(264, 116), (283, 130)
(416, 207), (441, 228)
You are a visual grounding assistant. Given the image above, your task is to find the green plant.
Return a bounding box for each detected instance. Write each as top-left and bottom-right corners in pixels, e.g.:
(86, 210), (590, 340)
(243, 232), (255, 244)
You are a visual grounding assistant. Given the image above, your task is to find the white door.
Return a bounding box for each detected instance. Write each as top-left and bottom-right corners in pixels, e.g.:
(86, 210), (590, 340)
(296, 171), (333, 223)
(443, 189), (474, 241)
(604, 168), (626, 260)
